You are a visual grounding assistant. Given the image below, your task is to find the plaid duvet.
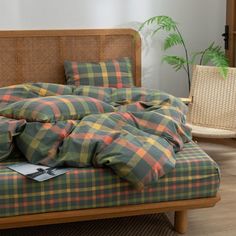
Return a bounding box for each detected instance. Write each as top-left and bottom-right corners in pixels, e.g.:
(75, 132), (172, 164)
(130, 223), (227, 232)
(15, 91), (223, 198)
(0, 83), (191, 189)
(0, 116), (26, 160)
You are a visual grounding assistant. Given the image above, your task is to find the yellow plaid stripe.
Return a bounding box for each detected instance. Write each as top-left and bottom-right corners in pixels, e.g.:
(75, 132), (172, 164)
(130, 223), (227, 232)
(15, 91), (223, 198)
(100, 62), (109, 87)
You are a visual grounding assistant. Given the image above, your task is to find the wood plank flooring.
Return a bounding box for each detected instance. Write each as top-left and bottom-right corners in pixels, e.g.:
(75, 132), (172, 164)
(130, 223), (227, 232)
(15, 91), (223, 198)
(177, 138), (236, 236)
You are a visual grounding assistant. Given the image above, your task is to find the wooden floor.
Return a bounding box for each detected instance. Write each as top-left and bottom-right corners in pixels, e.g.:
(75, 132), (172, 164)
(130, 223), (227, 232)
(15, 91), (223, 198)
(175, 138), (236, 236)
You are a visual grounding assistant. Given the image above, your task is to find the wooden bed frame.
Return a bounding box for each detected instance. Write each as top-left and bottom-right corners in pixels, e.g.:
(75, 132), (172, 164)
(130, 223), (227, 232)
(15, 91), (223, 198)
(0, 29), (220, 234)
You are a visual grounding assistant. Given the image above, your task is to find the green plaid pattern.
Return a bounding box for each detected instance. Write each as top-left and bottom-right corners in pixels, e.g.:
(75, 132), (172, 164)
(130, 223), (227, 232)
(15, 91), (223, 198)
(16, 121), (76, 165)
(0, 142), (220, 217)
(111, 87), (188, 114)
(0, 95), (115, 122)
(73, 86), (114, 103)
(0, 84), (192, 189)
(15, 109), (191, 189)
(57, 112), (179, 189)
(64, 57), (134, 88)
(0, 116), (26, 160)
(0, 84), (38, 109)
(26, 83), (74, 96)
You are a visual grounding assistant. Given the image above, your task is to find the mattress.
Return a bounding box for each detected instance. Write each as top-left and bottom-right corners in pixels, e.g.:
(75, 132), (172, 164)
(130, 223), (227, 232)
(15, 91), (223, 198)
(0, 141), (220, 217)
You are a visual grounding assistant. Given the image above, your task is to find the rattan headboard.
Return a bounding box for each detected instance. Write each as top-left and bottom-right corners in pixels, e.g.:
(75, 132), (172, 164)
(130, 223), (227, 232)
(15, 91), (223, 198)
(0, 29), (141, 87)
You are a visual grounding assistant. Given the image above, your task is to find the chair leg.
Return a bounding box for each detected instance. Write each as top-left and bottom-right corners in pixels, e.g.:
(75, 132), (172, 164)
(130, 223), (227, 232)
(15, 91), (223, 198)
(174, 210), (188, 234)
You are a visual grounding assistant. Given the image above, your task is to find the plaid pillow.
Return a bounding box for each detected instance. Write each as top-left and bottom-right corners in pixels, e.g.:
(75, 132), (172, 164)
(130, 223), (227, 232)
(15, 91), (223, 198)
(64, 57), (134, 88)
(0, 95), (115, 122)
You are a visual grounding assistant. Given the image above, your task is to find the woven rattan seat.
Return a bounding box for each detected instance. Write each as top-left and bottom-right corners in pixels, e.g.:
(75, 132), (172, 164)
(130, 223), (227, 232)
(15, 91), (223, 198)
(187, 65), (236, 138)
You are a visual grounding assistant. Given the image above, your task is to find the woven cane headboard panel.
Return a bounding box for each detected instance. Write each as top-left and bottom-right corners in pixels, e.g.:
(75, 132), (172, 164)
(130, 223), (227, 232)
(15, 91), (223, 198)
(0, 29), (141, 87)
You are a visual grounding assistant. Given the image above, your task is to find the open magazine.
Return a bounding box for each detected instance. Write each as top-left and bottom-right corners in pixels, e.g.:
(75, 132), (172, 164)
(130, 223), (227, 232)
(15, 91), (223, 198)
(8, 162), (71, 182)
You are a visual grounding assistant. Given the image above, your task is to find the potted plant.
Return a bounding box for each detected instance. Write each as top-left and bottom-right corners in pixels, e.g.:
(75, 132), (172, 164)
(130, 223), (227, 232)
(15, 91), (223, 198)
(139, 15), (229, 92)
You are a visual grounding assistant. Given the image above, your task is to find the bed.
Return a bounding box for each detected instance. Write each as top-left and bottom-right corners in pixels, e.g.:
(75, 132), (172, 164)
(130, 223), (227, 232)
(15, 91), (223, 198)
(0, 28), (220, 234)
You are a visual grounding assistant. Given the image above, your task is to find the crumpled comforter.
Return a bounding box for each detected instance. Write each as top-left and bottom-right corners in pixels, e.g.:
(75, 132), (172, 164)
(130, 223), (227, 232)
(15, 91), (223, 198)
(0, 83), (192, 189)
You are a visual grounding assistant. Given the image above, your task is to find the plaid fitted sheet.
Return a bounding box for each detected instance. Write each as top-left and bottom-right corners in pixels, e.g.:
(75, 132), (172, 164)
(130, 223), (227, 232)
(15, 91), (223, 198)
(0, 142), (220, 217)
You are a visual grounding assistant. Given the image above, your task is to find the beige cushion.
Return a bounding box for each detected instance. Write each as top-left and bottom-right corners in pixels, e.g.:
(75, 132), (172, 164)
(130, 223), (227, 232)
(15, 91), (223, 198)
(188, 123), (236, 138)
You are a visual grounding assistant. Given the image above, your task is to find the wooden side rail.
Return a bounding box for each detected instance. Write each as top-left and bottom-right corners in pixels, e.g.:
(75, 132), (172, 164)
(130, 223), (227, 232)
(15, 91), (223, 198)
(0, 194), (220, 234)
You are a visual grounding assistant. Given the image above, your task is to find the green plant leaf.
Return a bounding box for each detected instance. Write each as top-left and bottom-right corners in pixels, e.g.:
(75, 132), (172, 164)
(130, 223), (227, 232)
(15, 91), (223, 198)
(190, 51), (204, 65)
(139, 15), (177, 33)
(164, 33), (183, 50)
(201, 43), (229, 78)
(218, 66), (228, 79)
(201, 43), (216, 64)
(208, 53), (228, 78)
(202, 43), (222, 64)
(140, 14), (229, 91)
(162, 55), (186, 71)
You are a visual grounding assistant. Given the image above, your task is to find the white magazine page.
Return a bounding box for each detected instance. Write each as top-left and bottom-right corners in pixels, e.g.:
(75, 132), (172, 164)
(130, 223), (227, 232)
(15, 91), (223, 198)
(8, 162), (71, 182)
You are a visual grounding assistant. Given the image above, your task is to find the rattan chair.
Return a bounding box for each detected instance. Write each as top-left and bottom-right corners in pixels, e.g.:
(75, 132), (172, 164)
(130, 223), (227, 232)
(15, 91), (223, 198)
(186, 65), (236, 138)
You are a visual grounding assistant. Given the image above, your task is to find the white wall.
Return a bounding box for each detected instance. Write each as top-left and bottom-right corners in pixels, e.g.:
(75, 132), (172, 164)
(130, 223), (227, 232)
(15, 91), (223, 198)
(0, 0), (226, 97)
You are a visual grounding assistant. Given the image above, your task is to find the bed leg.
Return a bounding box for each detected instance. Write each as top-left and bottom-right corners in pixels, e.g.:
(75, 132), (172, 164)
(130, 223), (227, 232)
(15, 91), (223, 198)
(174, 210), (188, 234)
